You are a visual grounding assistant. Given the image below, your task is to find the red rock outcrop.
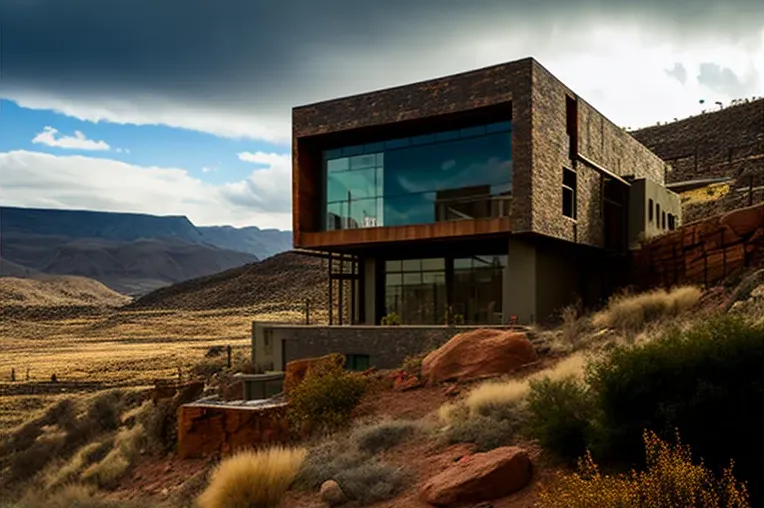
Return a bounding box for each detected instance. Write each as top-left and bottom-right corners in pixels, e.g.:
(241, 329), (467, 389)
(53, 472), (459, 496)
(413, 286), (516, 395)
(177, 403), (292, 459)
(633, 202), (764, 289)
(420, 329), (537, 385)
(419, 446), (532, 506)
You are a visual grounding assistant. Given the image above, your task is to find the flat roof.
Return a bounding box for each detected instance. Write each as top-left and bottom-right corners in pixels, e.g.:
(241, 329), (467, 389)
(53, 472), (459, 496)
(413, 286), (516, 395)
(293, 56), (536, 111)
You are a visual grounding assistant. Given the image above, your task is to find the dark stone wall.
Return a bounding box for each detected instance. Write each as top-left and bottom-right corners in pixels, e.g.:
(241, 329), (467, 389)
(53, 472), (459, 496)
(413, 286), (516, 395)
(281, 326), (514, 370)
(292, 57), (671, 250)
(530, 62), (668, 249)
(631, 99), (764, 183)
(292, 59), (534, 235)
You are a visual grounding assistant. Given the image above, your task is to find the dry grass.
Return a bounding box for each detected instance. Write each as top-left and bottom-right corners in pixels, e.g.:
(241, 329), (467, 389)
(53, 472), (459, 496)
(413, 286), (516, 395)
(197, 446), (307, 508)
(0, 306), (305, 432)
(539, 430), (750, 508)
(461, 353), (588, 419)
(591, 286), (701, 332)
(43, 440), (106, 490)
(0, 275), (131, 307)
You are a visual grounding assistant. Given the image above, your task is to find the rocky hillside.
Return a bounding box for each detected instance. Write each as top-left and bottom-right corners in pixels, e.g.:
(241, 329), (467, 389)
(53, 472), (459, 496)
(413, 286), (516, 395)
(127, 251), (328, 312)
(632, 98), (764, 184)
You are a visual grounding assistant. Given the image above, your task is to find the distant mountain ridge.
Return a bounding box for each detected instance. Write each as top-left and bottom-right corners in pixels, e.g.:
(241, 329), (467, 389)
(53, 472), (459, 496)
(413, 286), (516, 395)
(0, 206), (293, 296)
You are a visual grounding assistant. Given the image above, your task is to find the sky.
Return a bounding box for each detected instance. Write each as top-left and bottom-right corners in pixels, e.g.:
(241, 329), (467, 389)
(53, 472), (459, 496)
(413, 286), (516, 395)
(1, 0), (762, 230)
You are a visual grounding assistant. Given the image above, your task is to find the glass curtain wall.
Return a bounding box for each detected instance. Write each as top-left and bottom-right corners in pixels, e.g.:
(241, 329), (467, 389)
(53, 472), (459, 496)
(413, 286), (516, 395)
(384, 259), (447, 324)
(452, 255), (507, 325)
(383, 255), (507, 325)
(323, 121), (512, 230)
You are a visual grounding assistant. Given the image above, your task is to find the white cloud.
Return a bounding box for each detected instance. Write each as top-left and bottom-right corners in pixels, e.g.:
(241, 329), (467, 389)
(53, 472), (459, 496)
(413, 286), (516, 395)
(11, 94), (291, 144)
(0, 150), (292, 229)
(32, 126), (111, 151)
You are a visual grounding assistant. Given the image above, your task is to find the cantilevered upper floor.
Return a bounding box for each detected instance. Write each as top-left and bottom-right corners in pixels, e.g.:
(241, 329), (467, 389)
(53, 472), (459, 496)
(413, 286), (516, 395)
(292, 57), (673, 253)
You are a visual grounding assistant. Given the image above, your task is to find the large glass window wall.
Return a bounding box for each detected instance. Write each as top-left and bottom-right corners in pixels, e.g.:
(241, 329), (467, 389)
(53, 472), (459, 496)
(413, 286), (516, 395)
(383, 254), (507, 325)
(323, 121), (512, 230)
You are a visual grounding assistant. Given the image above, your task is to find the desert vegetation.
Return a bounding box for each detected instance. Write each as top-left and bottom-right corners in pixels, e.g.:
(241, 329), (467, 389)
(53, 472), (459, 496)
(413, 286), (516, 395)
(2, 271), (764, 507)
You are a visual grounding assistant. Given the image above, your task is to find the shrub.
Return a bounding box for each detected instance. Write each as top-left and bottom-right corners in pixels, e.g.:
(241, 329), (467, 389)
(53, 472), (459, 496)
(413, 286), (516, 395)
(349, 420), (418, 455)
(586, 314), (764, 496)
(80, 424), (145, 489)
(592, 286), (701, 331)
(44, 440), (108, 490)
(197, 446), (306, 508)
(526, 376), (595, 464)
(380, 313), (402, 326)
(441, 402), (527, 452)
(538, 430), (750, 508)
(400, 353), (426, 377)
(295, 438), (409, 505)
(287, 362), (367, 433)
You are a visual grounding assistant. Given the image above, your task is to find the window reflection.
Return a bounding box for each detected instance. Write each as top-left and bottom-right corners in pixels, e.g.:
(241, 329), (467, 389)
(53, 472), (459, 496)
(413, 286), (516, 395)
(385, 258), (447, 324)
(383, 255), (505, 325)
(453, 255), (506, 325)
(323, 121), (513, 230)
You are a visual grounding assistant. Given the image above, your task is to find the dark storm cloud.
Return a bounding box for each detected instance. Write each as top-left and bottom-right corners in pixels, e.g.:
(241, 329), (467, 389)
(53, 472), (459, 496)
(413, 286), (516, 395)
(665, 63), (688, 85)
(1, 0), (763, 135)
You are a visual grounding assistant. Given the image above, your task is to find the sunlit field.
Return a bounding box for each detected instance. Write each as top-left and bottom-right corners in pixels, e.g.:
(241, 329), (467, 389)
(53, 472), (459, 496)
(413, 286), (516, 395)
(0, 306), (319, 431)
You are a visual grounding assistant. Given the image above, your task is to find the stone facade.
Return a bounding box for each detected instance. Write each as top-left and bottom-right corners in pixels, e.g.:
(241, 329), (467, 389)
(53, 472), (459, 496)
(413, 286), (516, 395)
(177, 402), (293, 459)
(529, 62), (667, 248)
(292, 57), (670, 250)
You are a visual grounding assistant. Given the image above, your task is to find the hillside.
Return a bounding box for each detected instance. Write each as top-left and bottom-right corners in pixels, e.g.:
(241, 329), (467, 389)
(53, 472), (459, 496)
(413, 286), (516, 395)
(127, 251), (328, 312)
(0, 275), (131, 307)
(0, 206), (298, 296)
(632, 98), (764, 184)
(197, 225), (292, 260)
(0, 233), (257, 296)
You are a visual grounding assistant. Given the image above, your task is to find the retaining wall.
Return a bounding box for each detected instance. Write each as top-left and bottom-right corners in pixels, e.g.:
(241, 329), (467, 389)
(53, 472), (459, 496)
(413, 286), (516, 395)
(177, 401), (292, 459)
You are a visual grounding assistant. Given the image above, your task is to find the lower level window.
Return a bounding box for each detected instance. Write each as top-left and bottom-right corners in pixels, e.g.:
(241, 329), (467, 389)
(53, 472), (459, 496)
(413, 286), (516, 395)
(346, 354), (370, 371)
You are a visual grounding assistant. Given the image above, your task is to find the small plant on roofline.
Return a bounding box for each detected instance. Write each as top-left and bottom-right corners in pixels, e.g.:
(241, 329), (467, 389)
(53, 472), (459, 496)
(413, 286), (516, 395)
(381, 313), (402, 326)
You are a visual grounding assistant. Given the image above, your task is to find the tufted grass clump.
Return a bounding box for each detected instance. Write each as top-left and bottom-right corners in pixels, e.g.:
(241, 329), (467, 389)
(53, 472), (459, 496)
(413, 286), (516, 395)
(197, 446), (307, 508)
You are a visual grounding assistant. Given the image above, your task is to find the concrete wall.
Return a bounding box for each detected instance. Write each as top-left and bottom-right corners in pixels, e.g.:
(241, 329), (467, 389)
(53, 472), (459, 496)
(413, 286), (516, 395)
(628, 178), (683, 248)
(253, 324), (516, 372)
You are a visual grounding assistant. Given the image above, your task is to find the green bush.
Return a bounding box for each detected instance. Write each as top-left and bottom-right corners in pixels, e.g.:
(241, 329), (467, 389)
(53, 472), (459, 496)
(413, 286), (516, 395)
(287, 362), (367, 433)
(526, 376), (595, 464)
(587, 315), (764, 498)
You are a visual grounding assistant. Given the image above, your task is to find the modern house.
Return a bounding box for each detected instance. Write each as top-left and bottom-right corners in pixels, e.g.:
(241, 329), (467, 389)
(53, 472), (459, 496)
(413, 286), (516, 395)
(291, 57), (681, 328)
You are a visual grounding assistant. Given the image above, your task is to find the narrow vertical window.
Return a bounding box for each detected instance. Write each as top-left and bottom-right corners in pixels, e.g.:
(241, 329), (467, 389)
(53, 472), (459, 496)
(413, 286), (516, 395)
(562, 168), (577, 219)
(656, 204), (661, 228)
(648, 199), (654, 222)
